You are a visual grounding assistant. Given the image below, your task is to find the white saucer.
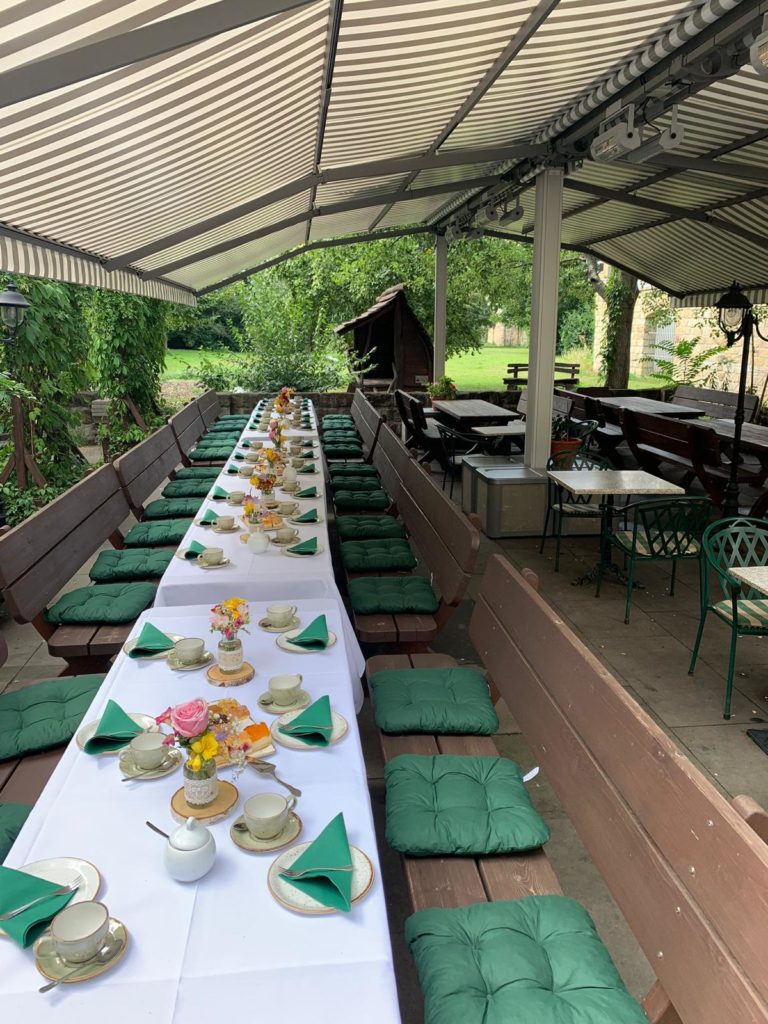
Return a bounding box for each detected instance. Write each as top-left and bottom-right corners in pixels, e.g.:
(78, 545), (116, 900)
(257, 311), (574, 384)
(119, 747), (182, 780)
(0, 858), (101, 938)
(167, 650), (214, 671)
(271, 709), (348, 750)
(282, 543), (325, 558)
(76, 714), (157, 754)
(276, 628), (337, 653)
(258, 616), (301, 633)
(257, 689), (311, 714)
(122, 632), (182, 659)
(225, 497), (245, 506)
(267, 843), (373, 915)
(195, 556), (231, 569)
(35, 918), (128, 984)
(230, 812), (302, 853)
(211, 524), (241, 534)
(271, 535), (301, 546)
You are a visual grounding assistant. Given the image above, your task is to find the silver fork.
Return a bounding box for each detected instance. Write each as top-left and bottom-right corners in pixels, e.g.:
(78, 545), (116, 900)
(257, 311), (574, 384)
(249, 760), (302, 797)
(0, 874), (83, 921)
(281, 865), (353, 878)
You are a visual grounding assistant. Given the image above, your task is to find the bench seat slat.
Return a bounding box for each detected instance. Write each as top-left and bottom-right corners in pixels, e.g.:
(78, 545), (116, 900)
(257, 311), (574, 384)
(479, 849), (563, 901)
(394, 613), (436, 643)
(47, 625), (97, 658)
(406, 857), (488, 911)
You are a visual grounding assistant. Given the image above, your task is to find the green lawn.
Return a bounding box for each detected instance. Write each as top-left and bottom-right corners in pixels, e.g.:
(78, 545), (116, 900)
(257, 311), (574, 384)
(163, 348), (226, 379)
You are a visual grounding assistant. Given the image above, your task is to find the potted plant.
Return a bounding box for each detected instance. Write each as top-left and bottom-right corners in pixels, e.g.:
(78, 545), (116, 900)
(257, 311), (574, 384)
(426, 375), (458, 403)
(550, 415), (582, 462)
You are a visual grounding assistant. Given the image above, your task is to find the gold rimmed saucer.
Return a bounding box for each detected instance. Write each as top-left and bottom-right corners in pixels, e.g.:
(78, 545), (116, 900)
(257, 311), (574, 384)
(194, 556), (232, 570)
(230, 812), (302, 853)
(267, 845), (373, 915)
(211, 524), (241, 534)
(119, 746), (182, 780)
(271, 709), (348, 750)
(257, 689), (310, 714)
(167, 650), (214, 672)
(258, 616), (301, 633)
(35, 919), (128, 985)
(271, 535), (301, 546)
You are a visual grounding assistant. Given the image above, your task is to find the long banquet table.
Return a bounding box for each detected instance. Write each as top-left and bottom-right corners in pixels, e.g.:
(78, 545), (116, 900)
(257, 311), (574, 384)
(1, 601), (401, 1022)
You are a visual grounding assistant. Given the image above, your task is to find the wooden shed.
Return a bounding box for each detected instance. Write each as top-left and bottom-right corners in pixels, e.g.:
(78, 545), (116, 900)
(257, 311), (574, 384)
(335, 284), (434, 393)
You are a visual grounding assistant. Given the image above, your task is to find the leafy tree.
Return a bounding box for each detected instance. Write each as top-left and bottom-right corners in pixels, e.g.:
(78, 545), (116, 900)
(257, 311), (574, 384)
(583, 257), (639, 388)
(166, 285), (244, 350)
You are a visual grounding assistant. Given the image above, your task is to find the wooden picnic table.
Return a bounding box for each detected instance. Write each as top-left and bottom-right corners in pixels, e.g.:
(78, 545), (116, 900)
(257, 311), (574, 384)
(431, 398), (514, 429)
(709, 418), (768, 455)
(598, 395), (705, 419)
(470, 422), (527, 438)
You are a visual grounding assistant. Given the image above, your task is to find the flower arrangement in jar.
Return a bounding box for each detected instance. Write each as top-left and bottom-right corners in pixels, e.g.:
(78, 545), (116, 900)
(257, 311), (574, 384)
(210, 597), (250, 674)
(156, 699), (221, 807)
(250, 468), (276, 495)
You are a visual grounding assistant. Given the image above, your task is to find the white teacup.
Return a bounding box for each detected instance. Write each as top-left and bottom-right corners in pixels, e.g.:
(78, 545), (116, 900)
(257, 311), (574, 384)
(245, 451), (259, 463)
(238, 466), (252, 478)
(281, 479), (297, 493)
(200, 547), (224, 566)
(266, 603), (297, 627)
(130, 732), (168, 769)
(251, 440), (263, 449)
(276, 527), (298, 544)
(228, 491), (245, 503)
(215, 515), (234, 530)
(268, 673), (302, 706)
(277, 501), (297, 515)
(175, 637), (205, 665)
(289, 442), (302, 454)
(291, 457), (305, 469)
(51, 901), (110, 964)
(243, 792), (297, 840)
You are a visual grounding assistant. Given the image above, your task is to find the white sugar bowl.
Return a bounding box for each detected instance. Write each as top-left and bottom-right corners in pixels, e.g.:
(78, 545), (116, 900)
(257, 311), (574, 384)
(163, 817), (216, 882)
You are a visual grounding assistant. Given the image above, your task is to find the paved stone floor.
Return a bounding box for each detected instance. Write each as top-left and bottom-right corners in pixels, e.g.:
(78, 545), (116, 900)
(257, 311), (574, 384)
(3, 471), (767, 1022)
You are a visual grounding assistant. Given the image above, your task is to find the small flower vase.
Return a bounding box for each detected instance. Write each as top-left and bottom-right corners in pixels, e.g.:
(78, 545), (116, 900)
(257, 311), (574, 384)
(218, 637), (244, 674)
(183, 757), (218, 808)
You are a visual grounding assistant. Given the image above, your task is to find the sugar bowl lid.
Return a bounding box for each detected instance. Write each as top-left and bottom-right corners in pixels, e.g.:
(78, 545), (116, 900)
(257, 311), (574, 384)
(170, 816), (212, 851)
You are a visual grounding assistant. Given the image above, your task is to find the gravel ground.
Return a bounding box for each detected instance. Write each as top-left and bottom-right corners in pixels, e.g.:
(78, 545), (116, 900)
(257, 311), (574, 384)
(161, 379), (201, 410)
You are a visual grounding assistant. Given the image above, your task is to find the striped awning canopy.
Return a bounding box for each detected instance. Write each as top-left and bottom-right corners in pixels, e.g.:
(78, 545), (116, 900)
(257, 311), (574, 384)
(0, 0), (766, 306)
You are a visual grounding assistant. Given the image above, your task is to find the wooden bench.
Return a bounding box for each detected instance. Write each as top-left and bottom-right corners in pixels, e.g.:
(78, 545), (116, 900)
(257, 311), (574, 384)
(673, 385), (759, 423)
(169, 401), (206, 466)
(504, 362), (580, 390)
(510, 388), (572, 422)
(374, 555), (768, 1023)
(196, 389), (223, 431)
(0, 465), (153, 672)
(114, 424), (184, 521)
(349, 388), (383, 460)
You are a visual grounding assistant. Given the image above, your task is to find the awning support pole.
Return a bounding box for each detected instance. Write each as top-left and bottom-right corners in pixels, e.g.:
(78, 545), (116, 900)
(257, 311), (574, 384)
(433, 233), (447, 378)
(525, 168), (563, 468)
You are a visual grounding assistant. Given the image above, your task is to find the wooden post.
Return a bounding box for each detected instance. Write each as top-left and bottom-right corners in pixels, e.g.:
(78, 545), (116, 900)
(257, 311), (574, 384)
(433, 233), (447, 379)
(11, 395), (26, 489)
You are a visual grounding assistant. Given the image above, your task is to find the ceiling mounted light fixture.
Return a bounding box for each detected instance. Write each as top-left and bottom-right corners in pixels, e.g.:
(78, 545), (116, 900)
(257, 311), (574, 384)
(590, 104), (640, 163)
(624, 106), (685, 163)
(483, 201), (502, 222)
(750, 15), (768, 79)
(499, 198), (524, 225)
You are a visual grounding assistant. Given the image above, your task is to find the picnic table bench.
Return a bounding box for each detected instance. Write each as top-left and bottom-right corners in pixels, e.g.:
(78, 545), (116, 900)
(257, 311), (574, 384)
(672, 385), (759, 422)
(504, 361), (580, 390)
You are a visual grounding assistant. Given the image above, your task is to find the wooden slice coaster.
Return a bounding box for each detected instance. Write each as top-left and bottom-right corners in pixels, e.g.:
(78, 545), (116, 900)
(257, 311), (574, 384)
(206, 661), (255, 687)
(171, 780), (239, 825)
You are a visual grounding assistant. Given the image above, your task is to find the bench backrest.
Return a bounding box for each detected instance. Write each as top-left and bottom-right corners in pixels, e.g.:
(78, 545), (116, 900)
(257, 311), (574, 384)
(114, 425), (181, 515)
(350, 388), (383, 456)
(169, 401), (205, 457)
(0, 465), (130, 621)
(623, 409), (722, 464)
(555, 388), (588, 419)
(372, 422), (410, 503)
(196, 389), (221, 429)
(394, 389), (416, 435)
(516, 389), (571, 421)
(673, 385), (759, 422)
(469, 555), (768, 1024)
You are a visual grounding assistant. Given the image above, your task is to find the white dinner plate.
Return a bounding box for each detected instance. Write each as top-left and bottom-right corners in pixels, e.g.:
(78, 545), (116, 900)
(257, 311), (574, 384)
(0, 857), (101, 938)
(76, 713), (158, 754)
(276, 628), (337, 654)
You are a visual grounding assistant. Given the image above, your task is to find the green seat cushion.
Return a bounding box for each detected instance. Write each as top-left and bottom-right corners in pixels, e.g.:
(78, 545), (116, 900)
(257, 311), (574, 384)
(334, 489), (390, 511)
(322, 415), (354, 426)
(0, 804), (32, 862)
(173, 466), (220, 479)
(45, 583), (156, 626)
(406, 896), (646, 1024)
(330, 464), (379, 477)
(196, 432), (240, 444)
(385, 755), (549, 855)
(124, 518), (192, 547)
(324, 444), (365, 459)
(336, 516), (406, 540)
(349, 576), (437, 614)
(188, 448), (230, 462)
(89, 548), (173, 582)
(0, 675), (105, 761)
(370, 667), (498, 735)
(341, 539), (416, 572)
(143, 498), (203, 519)
(330, 477), (381, 492)
(161, 479), (212, 499)
(323, 430), (361, 442)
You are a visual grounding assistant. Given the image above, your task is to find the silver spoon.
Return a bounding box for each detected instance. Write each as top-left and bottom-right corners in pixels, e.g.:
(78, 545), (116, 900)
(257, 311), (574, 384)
(249, 760), (302, 797)
(145, 821), (170, 839)
(39, 938), (123, 992)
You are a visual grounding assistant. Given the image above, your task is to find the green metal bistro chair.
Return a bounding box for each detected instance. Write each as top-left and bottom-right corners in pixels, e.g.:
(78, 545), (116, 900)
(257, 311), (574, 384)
(601, 496), (711, 625)
(689, 517), (768, 719)
(540, 451), (612, 572)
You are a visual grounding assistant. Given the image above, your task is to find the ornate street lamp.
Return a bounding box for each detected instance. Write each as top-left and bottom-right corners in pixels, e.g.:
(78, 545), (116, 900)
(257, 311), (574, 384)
(0, 280), (30, 342)
(714, 282), (767, 517)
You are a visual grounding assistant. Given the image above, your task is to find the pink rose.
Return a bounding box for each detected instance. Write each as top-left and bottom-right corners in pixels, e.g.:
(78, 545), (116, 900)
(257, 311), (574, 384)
(155, 706), (172, 726)
(170, 698), (209, 739)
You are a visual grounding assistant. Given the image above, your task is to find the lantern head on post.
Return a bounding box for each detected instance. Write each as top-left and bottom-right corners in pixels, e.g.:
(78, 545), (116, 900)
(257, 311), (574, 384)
(715, 281), (752, 346)
(0, 280), (30, 343)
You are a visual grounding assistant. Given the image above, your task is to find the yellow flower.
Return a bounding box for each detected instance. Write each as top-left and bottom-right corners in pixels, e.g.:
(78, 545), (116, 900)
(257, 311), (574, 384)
(191, 732), (218, 761)
(224, 597), (245, 611)
(188, 755), (201, 772)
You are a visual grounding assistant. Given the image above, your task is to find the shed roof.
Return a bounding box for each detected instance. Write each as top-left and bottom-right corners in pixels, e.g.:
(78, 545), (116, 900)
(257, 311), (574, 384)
(0, 0), (765, 306)
(334, 284), (430, 342)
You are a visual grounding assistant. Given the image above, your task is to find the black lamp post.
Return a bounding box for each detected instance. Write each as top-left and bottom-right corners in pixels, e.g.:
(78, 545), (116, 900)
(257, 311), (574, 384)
(715, 282), (767, 517)
(0, 280), (30, 342)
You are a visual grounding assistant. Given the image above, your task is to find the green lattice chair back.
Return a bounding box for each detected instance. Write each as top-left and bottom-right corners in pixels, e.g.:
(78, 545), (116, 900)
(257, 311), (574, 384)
(568, 419), (599, 449)
(702, 517), (768, 601)
(629, 497), (712, 561)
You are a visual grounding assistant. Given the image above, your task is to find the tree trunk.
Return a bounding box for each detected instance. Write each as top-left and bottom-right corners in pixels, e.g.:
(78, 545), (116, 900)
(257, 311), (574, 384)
(604, 269), (638, 390)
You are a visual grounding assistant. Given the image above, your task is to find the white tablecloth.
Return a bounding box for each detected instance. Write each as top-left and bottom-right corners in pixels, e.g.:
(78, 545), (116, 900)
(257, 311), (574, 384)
(1, 602), (400, 1024)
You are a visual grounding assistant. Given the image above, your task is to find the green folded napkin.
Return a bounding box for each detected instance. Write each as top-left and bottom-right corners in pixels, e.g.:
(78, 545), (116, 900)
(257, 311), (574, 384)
(289, 614), (329, 650)
(279, 694), (333, 747)
(210, 486), (229, 499)
(226, 465), (239, 474)
(0, 866), (78, 948)
(83, 699), (142, 755)
(280, 813), (353, 912)
(295, 486), (317, 498)
(287, 536), (318, 556)
(200, 509), (219, 524)
(298, 464), (316, 474)
(127, 622), (175, 658)
(301, 449), (315, 458)
(240, 439), (251, 448)
(184, 540), (207, 559)
(294, 507), (318, 523)
(233, 452), (245, 461)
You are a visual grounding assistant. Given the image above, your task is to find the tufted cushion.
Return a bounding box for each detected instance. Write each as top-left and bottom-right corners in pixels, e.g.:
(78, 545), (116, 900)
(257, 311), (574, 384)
(370, 667), (497, 735)
(89, 547), (173, 582)
(124, 518), (192, 547)
(406, 896), (646, 1024)
(173, 467), (220, 479)
(196, 432), (240, 445)
(330, 477), (381, 492)
(342, 539), (416, 572)
(161, 479), (212, 498)
(334, 489), (390, 511)
(189, 447), (231, 462)
(46, 583), (156, 625)
(143, 498), (203, 519)
(385, 755), (549, 855)
(349, 576), (437, 614)
(323, 430), (361, 443)
(324, 444), (365, 459)
(0, 804), (32, 862)
(330, 464), (379, 477)
(0, 675), (105, 761)
(322, 415), (354, 426)
(336, 515), (405, 540)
